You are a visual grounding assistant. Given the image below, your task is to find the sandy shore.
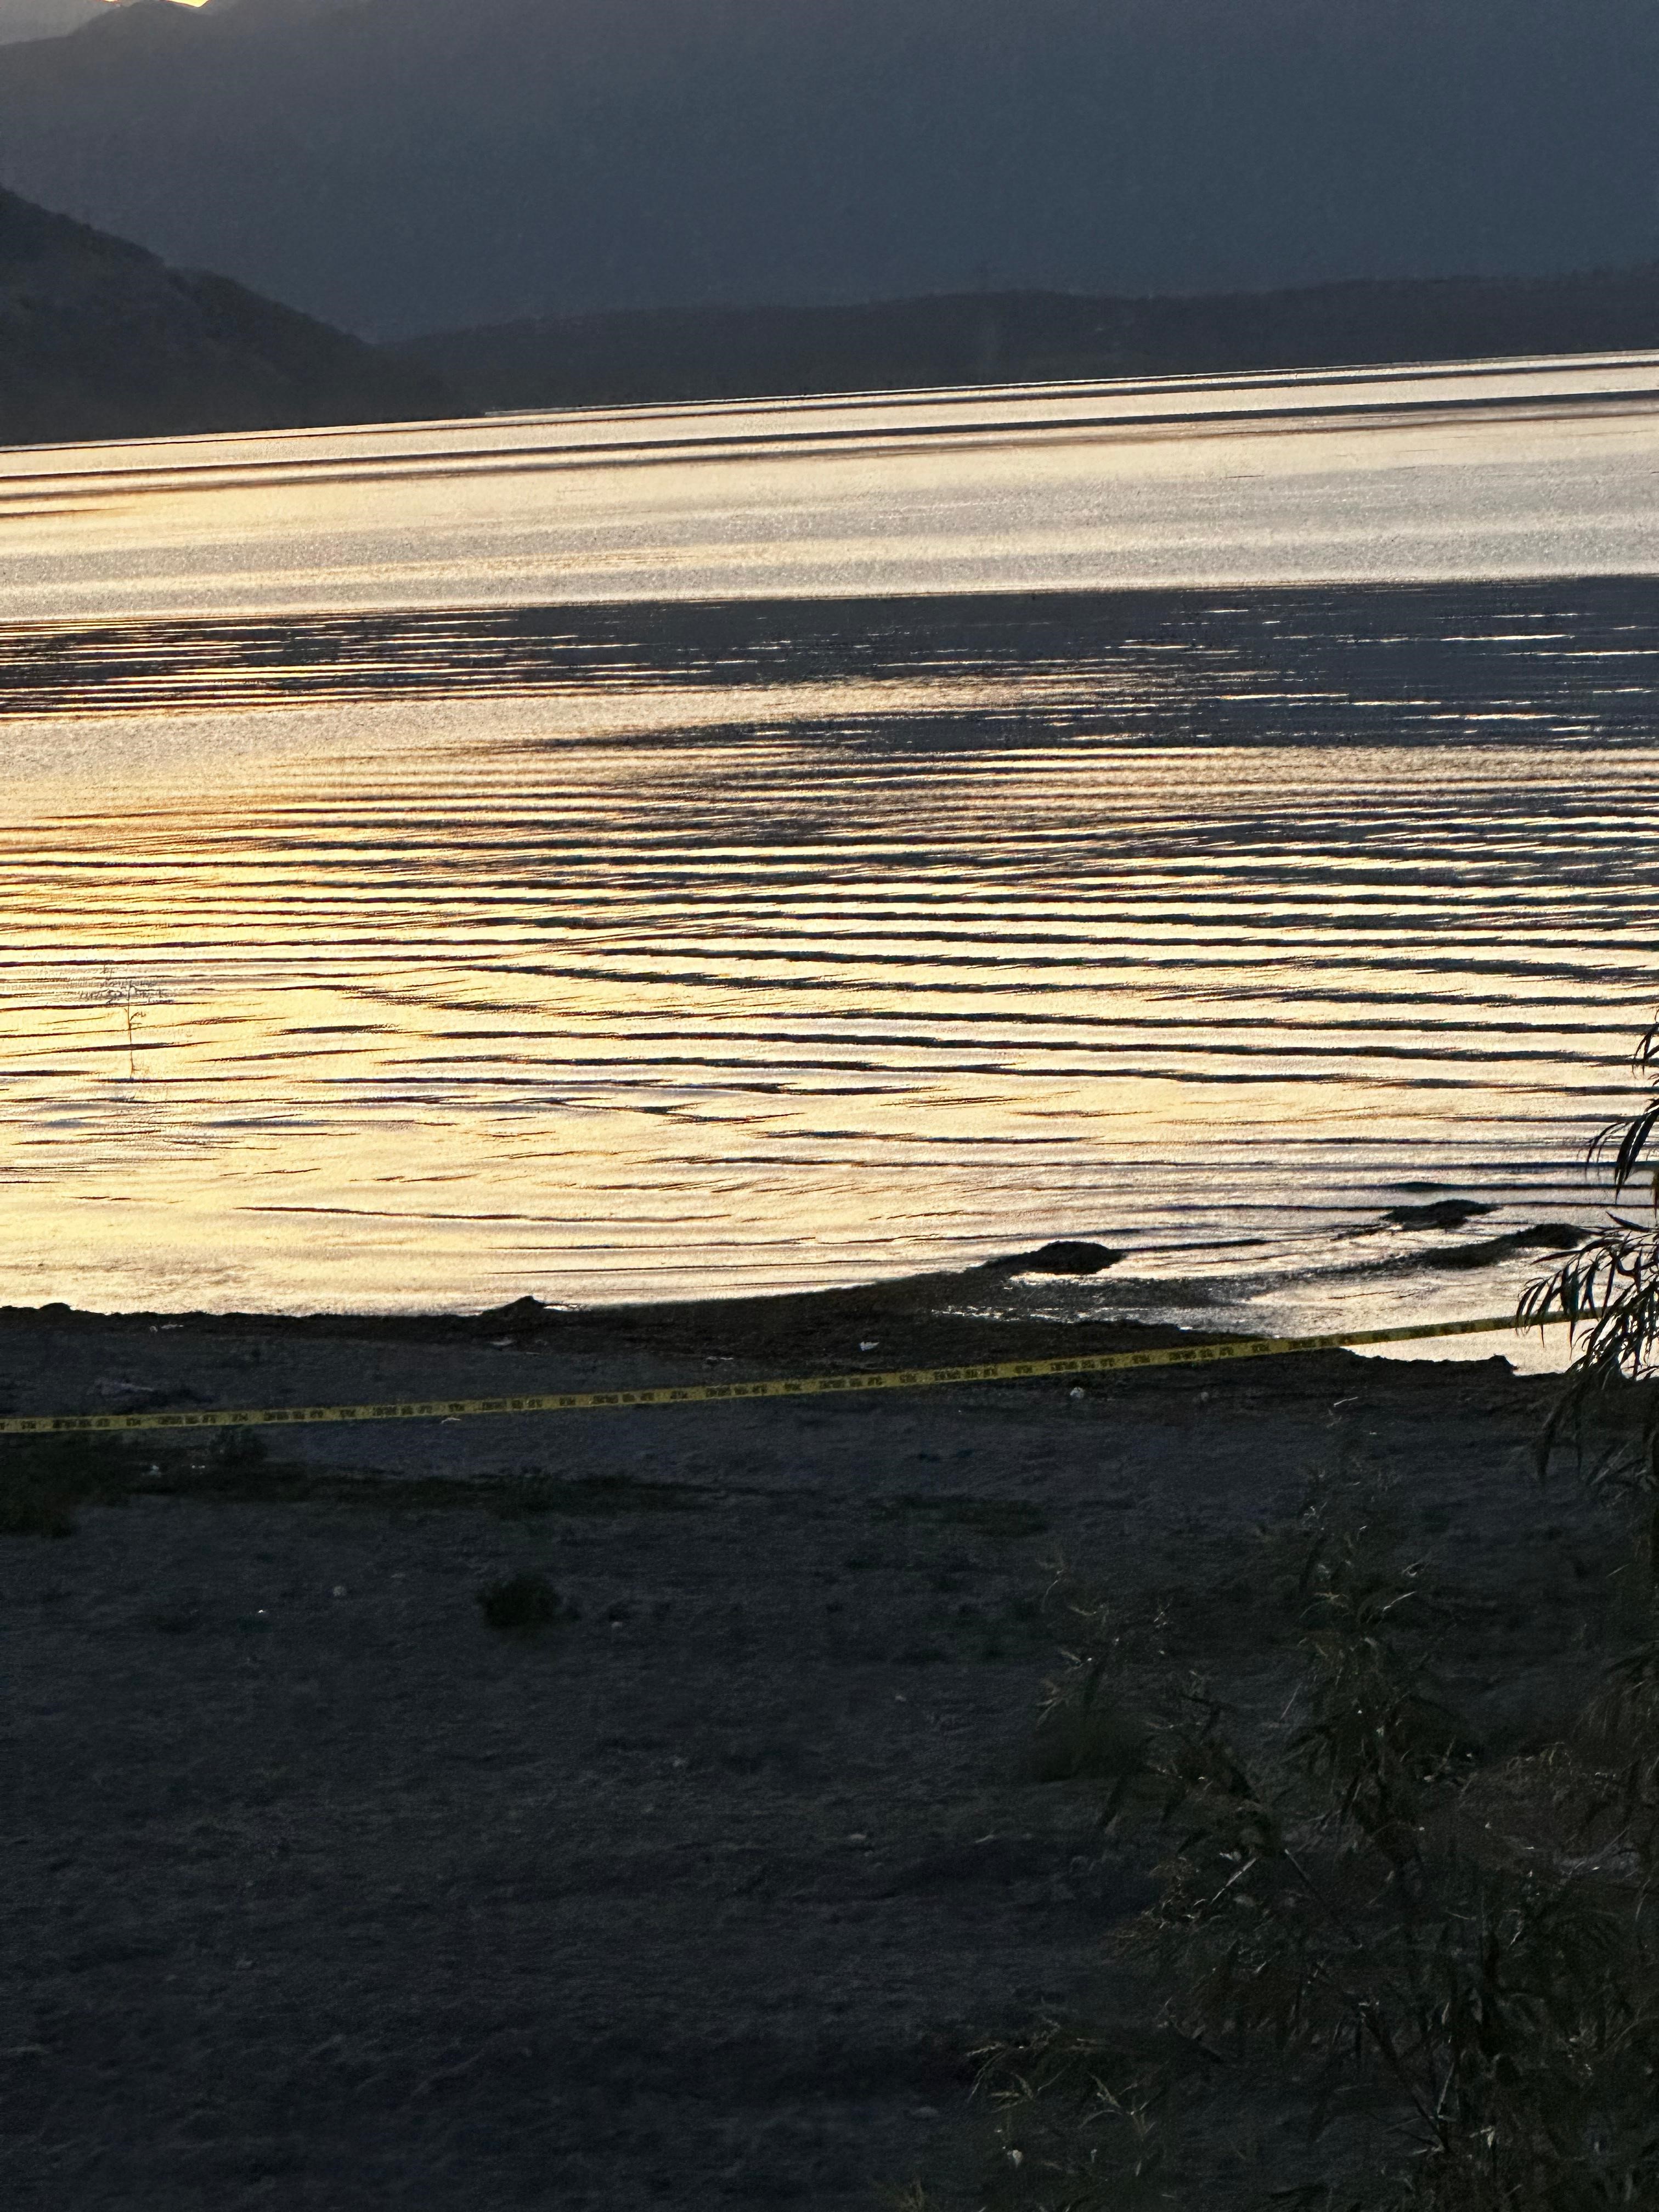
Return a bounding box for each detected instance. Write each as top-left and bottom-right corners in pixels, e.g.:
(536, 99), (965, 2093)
(0, 1279), (1640, 2208)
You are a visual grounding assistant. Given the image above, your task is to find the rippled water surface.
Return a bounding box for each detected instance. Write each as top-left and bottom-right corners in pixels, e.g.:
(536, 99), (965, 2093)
(3, 362), (1657, 1341)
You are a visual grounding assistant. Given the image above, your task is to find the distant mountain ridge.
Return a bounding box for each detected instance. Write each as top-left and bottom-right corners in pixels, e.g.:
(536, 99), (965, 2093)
(0, 184), (453, 445)
(0, 0), (1653, 341)
(0, 0), (211, 47)
(402, 266), (1659, 414)
(0, 0), (110, 46)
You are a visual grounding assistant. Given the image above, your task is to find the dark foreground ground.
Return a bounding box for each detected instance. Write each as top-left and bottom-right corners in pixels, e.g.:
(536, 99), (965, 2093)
(0, 1282), (1638, 2209)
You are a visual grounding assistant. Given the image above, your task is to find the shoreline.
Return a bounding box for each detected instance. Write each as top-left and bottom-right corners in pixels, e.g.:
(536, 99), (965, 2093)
(0, 1257), (1578, 1481)
(0, 1251), (1562, 1362)
(0, 1277), (1569, 1462)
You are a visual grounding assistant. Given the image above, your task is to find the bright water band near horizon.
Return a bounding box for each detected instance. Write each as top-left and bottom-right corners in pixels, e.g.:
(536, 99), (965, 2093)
(2, 354), (1657, 1361)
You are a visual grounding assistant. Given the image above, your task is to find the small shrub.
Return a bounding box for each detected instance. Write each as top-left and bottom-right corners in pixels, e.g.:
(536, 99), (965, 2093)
(477, 1571), (574, 1633)
(1522, 1009), (1659, 1391)
(913, 1490), (1659, 2211)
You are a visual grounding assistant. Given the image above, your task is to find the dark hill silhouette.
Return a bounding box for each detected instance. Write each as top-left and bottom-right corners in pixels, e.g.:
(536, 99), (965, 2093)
(0, 0), (1653, 341)
(401, 267), (1659, 413)
(0, 184), (454, 445)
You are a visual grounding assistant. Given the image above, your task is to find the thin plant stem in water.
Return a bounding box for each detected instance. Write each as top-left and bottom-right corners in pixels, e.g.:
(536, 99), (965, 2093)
(84, 968), (171, 1082)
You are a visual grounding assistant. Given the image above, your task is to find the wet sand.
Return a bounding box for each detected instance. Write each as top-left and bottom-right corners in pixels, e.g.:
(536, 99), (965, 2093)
(0, 1281), (1638, 2209)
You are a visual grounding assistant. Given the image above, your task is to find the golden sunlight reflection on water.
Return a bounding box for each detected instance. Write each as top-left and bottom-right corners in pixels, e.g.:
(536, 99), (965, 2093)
(3, 363), (1659, 1355)
(9, 353), (1659, 617)
(0, 601), (1654, 1368)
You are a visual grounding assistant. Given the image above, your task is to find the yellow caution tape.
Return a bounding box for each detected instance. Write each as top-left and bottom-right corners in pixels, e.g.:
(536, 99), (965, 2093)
(0, 1311), (1548, 1438)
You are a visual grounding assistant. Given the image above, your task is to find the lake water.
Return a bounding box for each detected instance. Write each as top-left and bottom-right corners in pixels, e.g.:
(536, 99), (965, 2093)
(3, 354), (1658, 1353)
